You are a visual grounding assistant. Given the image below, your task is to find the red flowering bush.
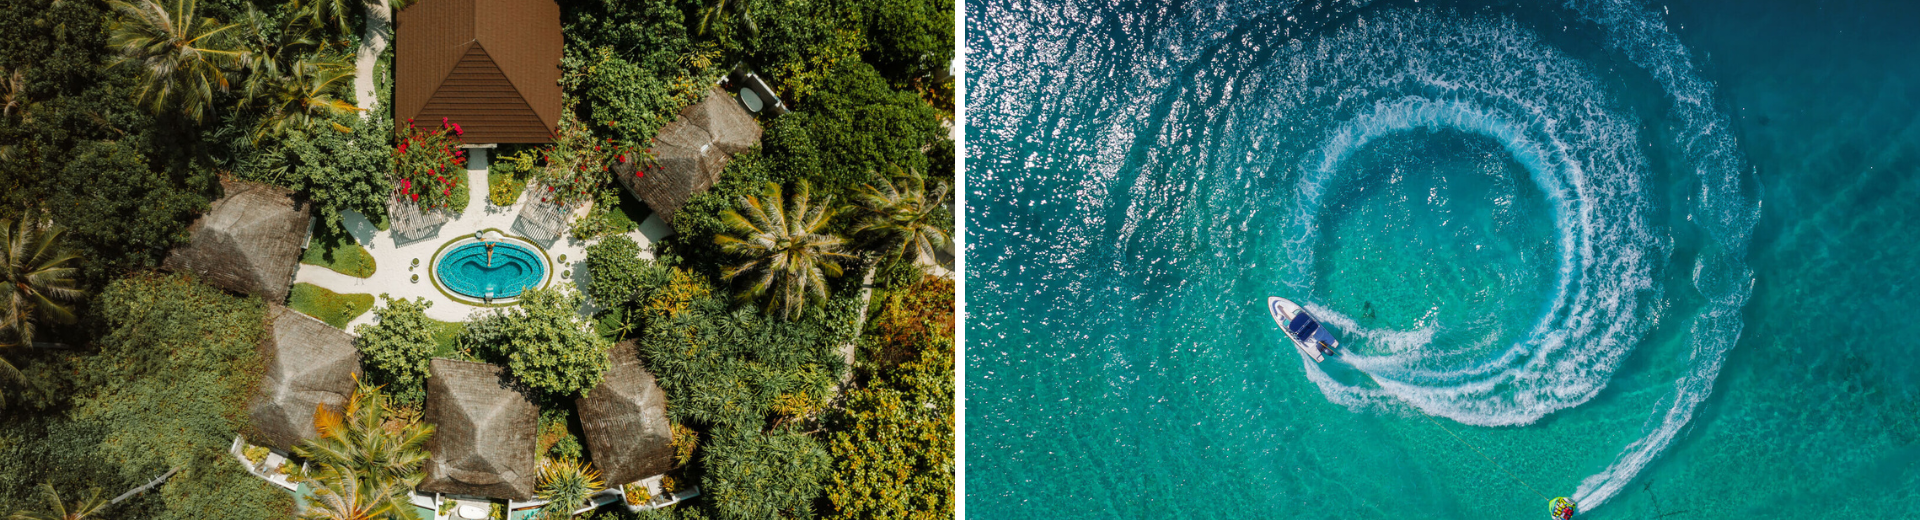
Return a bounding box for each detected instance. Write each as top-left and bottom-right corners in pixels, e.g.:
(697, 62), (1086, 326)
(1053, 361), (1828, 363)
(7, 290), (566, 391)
(528, 109), (653, 207)
(393, 118), (468, 210)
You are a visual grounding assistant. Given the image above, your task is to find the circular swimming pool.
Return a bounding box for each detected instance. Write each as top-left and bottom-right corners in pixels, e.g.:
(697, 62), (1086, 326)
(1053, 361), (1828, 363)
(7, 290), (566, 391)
(432, 236), (547, 300)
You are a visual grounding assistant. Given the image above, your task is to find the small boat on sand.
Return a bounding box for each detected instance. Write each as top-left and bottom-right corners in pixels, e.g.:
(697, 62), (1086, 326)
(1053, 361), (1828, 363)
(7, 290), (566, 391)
(1268, 297), (1340, 362)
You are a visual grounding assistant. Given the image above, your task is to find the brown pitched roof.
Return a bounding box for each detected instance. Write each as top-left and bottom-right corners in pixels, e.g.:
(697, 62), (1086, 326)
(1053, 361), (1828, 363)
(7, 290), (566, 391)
(394, 0), (561, 143)
(612, 87), (763, 230)
(163, 179), (311, 303)
(247, 304), (361, 452)
(574, 342), (673, 485)
(420, 359), (540, 500)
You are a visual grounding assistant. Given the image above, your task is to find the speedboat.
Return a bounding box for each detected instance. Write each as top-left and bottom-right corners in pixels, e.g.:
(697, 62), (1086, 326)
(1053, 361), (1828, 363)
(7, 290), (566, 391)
(1268, 297), (1340, 362)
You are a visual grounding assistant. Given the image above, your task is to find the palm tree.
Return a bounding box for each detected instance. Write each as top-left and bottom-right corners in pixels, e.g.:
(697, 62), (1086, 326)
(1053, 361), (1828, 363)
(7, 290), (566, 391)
(297, 467), (401, 520)
(715, 181), (856, 321)
(294, 380), (433, 515)
(248, 57), (361, 142)
(230, 4), (358, 142)
(696, 0), (758, 37)
(7, 483), (108, 520)
(107, 0), (243, 123)
(2, 65), (30, 124)
(535, 459), (603, 519)
(290, 0), (356, 39)
(847, 168), (953, 268)
(0, 218), (83, 409)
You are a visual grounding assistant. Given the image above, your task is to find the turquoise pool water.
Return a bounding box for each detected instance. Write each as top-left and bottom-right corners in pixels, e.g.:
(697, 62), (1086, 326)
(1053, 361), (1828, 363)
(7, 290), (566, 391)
(966, 0), (1920, 518)
(435, 240), (545, 299)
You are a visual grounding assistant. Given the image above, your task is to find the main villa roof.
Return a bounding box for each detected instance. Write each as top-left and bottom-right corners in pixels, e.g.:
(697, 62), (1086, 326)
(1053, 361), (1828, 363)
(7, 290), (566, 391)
(394, 0), (562, 143)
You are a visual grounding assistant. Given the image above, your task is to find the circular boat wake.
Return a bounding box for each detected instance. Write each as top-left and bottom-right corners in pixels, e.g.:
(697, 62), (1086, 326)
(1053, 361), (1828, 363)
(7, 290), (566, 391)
(995, 0), (1758, 511)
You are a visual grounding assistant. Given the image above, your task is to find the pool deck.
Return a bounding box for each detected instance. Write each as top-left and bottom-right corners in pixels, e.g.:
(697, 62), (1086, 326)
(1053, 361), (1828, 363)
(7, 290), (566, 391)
(294, 149), (672, 331)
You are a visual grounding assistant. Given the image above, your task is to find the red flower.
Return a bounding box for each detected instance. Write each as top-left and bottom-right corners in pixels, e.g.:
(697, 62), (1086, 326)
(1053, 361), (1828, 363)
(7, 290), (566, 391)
(411, 192), (419, 201)
(617, 154), (626, 163)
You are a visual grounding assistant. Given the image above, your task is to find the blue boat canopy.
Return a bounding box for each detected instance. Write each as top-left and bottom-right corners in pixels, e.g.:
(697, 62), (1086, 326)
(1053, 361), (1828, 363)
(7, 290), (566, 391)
(1287, 313), (1319, 339)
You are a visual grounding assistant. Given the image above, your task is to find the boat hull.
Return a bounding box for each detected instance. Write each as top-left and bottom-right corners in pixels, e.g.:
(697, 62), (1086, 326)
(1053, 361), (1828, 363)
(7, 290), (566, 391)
(1268, 297), (1327, 362)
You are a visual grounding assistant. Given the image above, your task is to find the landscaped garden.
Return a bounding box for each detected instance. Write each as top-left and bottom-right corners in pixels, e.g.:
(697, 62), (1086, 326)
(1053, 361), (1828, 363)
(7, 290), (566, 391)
(0, 0), (954, 518)
(289, 283), (377, 328)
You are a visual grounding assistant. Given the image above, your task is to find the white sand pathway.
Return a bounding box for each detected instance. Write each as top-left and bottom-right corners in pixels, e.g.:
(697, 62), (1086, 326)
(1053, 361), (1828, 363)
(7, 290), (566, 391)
(353, 0), (391, 115)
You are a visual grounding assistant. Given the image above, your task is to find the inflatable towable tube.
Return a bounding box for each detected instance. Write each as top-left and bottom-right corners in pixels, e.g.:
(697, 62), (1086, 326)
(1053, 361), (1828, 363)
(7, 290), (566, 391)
(1548, 497), (1576, 520)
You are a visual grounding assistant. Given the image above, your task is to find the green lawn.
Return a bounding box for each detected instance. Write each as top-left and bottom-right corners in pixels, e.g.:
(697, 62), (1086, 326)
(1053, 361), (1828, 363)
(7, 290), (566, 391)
(288, 283), (375, 329)
(604, 184), (651, 231)
(301, 232), (377, 278)
(429, 319), (467, 359)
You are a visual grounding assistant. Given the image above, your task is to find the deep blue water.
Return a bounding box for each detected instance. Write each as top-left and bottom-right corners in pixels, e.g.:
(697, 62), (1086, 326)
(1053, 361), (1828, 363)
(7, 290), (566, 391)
(964, 0), (1920, 518)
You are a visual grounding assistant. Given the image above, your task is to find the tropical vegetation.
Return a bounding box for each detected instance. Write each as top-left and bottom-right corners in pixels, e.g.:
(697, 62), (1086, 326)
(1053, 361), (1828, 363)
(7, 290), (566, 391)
(353, 296), (439, 404)
(106, 0), (244, 123)
(0, 218), (83, 408)
(460, 285), (613, 397)
(6, 483), (109, 520)
(536, 458), (605, 518)
(715, 181), (855, 321)
(294, 380), (435, 516)
(847, 168), (952, 268)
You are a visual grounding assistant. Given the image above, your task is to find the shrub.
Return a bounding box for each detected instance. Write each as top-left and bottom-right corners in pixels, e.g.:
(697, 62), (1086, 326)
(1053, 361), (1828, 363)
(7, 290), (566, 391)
(250, 113), (393, 232)
(584, 235), (670, 308)
(700, 426), (831, 520)
(353, 296), (438, 404)
(825, 277), (954, 519)
(393, 118), (468, 210)
(460, 286), (612, 397)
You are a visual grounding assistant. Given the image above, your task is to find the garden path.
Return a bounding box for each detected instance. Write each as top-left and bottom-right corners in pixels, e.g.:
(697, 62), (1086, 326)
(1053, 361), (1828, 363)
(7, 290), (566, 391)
(295, 150), (673, 331)
(353, 0), (392, 115)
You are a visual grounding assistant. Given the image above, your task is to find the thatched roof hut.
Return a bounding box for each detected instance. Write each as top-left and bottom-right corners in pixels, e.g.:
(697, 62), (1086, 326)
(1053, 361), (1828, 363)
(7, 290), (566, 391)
(420, 358), (539, 500)
(613, 87), (762, 230)
(574, 341), (673, 485)
(163, 179), (311, 303)
(247, 303), (361, 452)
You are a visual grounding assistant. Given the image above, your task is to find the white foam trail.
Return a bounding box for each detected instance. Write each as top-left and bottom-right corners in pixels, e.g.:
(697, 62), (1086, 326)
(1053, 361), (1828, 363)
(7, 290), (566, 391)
(1563, 0), (1759, 510)
(1275, 11), (1663, 429)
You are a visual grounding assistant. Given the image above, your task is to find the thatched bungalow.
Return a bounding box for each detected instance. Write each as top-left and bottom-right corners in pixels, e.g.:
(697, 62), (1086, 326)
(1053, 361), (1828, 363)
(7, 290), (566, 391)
(246, 304), (361, 452)
(575, 341), (674, 485)
(163, 179), (310, 303)
(420, 358), (539, 500)
(613, 87), (762, 230)
(395, 0), (562, 143)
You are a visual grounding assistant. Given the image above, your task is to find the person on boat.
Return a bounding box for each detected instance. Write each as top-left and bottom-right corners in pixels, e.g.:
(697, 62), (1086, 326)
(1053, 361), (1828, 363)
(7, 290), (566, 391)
(1548, 497), (1576, 520)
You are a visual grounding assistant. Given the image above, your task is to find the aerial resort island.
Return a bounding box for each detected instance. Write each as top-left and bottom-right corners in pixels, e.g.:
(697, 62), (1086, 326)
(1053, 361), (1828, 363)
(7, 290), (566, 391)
(0, 0), (955, 517)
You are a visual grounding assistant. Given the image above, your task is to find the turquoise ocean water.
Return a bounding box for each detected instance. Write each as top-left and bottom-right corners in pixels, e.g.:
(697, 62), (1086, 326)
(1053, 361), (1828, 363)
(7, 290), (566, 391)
(964, 0), (1920, 518)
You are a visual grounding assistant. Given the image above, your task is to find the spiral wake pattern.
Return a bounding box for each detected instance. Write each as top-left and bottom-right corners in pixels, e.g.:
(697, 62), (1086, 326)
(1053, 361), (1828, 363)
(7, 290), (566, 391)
(970, 0), (1758, 513)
